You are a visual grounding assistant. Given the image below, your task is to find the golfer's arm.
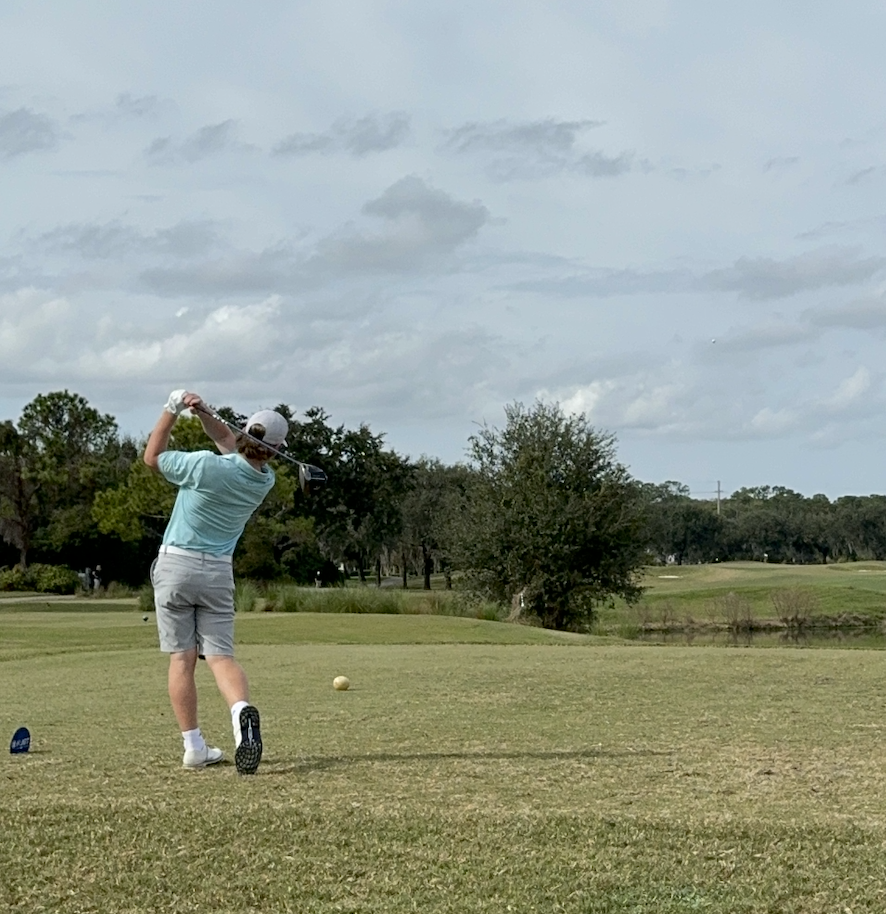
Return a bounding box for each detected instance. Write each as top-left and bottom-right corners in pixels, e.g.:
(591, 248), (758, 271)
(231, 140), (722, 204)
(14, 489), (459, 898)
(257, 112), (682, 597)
(143, 411), (177, 471)
(184, 398), (237, 454)
(197, 413), (237, 455)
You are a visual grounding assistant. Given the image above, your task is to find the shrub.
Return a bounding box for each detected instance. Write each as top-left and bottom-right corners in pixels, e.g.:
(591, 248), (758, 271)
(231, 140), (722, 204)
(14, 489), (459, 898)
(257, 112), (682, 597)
(771, 588), (817, 630)
(712, 591), (755, 632)
(658, 601), (677, 631)
(137, 585), (155, 614)
(32, 564), (81, 595)
(0, 565), (35, 592)
(0, 563), (80, 594)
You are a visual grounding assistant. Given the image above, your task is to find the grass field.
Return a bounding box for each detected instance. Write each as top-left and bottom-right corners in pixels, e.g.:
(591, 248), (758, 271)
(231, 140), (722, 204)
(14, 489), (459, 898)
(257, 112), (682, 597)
(3, 599), (886, 912)
(596, 560), (886, 636)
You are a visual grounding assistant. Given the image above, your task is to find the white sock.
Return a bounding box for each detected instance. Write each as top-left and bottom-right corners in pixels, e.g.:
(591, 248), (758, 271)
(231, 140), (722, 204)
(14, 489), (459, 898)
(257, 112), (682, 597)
(231, 701), (249, 747)
(182, 728), (205, 752)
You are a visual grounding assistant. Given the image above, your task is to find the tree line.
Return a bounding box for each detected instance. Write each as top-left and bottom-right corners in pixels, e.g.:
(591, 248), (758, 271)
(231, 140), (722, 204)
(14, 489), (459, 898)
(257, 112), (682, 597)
(643, 481), (886, 566)
(2, 391), (885, 629)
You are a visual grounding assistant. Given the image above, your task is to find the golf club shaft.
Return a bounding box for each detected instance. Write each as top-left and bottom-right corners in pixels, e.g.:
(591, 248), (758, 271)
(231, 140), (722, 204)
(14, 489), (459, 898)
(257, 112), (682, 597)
(190, 402), (311, 472)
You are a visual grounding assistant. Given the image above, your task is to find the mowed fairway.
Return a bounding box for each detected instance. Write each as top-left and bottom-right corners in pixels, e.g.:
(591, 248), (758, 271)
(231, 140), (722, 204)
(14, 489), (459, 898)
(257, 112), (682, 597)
(3, 609), (886, 912)
(597, 560), (886, 631)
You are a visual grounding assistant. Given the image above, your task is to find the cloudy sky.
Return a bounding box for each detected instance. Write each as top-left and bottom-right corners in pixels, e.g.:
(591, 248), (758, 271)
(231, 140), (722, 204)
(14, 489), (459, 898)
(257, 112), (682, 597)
(2, 1), (886, 498)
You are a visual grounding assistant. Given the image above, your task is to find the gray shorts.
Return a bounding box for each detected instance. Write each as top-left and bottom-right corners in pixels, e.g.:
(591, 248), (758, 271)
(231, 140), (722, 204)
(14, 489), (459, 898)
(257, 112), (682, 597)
(151, 552), (236, 656)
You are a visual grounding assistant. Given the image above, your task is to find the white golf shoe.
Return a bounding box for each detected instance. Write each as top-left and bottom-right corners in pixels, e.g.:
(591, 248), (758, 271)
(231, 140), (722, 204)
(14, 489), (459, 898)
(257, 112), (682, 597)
(234, 705), (262, 775)
(182, 745), (224, 769)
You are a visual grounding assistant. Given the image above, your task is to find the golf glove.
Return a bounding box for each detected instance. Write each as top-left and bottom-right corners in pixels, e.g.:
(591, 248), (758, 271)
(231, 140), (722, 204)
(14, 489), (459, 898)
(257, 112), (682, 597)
(164, 389), (189, 416)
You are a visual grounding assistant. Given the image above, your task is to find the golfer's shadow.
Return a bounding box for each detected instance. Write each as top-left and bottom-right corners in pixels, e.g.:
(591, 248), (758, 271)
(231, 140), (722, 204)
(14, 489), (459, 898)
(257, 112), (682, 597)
(261, 746), (672, 776)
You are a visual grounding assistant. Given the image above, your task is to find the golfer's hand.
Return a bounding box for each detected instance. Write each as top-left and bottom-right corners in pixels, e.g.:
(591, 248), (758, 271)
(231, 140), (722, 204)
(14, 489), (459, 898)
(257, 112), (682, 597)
(164, 389), (191, 415)
(182, 392), (205, 415)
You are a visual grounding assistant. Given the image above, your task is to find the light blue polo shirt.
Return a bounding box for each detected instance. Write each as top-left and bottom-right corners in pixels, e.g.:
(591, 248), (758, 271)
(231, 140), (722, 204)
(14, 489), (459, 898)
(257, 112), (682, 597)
(158, 450), (276, 556)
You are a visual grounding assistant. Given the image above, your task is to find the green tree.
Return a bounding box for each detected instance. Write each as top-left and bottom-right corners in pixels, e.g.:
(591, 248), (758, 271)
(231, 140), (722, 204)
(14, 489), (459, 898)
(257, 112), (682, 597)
(803, 493), (836, 564)
(399, 458), (471, 589)
(287, 408), (412, 583)
(720, 486), (829, 564)
(0, 421), (38, 567)
(643, 481), (723, 565)
(453, 401), (647, 631)
(0, 391), (128, 569)
(93, 416), (211, 545)
(832, 494), (886, 560)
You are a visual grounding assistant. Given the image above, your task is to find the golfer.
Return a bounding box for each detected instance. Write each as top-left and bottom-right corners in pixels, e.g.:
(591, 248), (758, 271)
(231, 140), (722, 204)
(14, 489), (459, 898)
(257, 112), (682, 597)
(144, 389), (288, 774)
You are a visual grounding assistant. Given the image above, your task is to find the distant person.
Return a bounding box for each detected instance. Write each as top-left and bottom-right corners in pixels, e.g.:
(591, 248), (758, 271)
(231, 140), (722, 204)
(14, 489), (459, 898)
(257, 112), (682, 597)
(84, 567), (93, 592)
(144, 389), (288, 774)
(93, 565), (103, 592)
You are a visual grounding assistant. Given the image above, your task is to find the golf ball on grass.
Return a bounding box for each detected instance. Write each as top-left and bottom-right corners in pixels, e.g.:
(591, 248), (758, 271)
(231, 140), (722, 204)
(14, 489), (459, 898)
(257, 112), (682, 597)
(333, 676), (350, 691)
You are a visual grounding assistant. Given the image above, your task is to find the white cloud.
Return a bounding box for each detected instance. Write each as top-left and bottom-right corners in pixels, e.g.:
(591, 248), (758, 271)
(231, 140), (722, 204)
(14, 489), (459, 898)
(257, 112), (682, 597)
(25, 219), (223, 261)
(702, 248), (886, 300)
(442, 117), (603, 156)
(145, 120), (254, 164)
(555, 380), (617, 419)
(312, 175), (490, 273)
(112, 93), (165, 119)
(621, 383), (685, 428)
(746, 407), (800, 436)
(0, 289), (77, 374)
(0, 108), (61, 158)
(440, 117), (635, 181)
(101, 297), (287, 380)
(763, 155), (800, 172)
(572, 150), (635, 177)
(507, 248), (886, 303)
(543, 372), (694, 435)
(273, 112), (410, 157)
(71, 93), (173, 125)
(704, 321), (817, 355)
(819, 366), (873, 412)
(806, 297), (886, 330)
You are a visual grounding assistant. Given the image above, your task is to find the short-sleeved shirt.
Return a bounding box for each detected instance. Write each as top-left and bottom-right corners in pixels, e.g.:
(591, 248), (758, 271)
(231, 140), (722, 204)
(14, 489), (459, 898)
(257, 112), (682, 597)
(158, 450), (275, 556)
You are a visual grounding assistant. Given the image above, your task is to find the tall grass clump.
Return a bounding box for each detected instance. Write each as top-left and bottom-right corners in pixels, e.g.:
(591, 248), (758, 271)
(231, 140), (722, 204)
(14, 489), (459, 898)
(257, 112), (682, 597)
(279, 587), (408, 614)
(234, 580), (259, 613)
(104, 581), (136, 598)
(263, 585), (506, 620)
(434, 591), (504, 622)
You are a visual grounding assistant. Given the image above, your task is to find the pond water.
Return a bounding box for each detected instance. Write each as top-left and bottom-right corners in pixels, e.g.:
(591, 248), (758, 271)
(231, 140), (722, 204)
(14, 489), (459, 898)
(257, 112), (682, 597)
(633, 630), (886, 649)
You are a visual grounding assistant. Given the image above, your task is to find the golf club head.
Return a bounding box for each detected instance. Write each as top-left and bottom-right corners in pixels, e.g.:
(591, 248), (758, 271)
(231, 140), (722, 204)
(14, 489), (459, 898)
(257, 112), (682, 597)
(298, 463), (327, 496)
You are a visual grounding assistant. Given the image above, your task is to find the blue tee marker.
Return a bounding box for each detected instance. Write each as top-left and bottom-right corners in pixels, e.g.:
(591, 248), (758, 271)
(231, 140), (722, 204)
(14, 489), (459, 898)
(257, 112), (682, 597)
(9, 726), (30, 754)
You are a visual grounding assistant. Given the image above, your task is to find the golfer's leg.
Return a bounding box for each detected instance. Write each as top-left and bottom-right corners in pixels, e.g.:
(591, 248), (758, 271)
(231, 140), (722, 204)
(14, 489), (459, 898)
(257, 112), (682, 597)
(204, 654), (250, 707)
(207, 654), (262, 774)
(168, 648), (200, 731)
(198, 591), (248, 708)
(198, 582), (262, 773)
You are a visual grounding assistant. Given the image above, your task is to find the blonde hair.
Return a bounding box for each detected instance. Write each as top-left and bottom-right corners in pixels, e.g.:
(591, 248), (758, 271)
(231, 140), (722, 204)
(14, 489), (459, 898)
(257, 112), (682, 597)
(236, 424), (275, 462)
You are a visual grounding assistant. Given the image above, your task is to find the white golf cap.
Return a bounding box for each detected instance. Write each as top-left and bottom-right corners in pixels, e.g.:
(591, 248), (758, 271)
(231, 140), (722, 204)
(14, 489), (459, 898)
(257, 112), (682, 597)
(244, 409), (289, 447)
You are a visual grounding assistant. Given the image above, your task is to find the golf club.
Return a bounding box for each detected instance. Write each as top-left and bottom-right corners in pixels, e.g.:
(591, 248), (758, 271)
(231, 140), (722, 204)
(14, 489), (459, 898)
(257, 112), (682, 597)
(190, 402), (327, 495)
